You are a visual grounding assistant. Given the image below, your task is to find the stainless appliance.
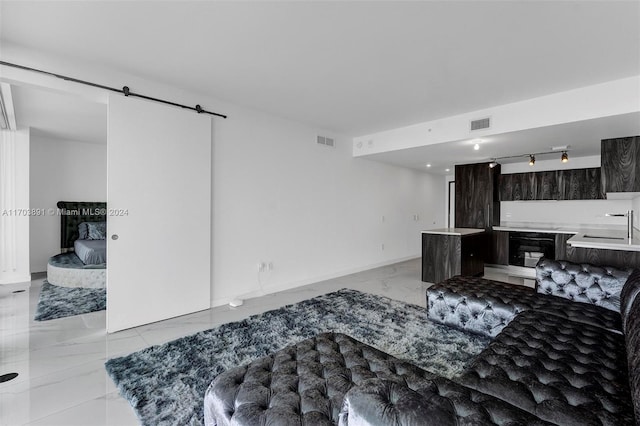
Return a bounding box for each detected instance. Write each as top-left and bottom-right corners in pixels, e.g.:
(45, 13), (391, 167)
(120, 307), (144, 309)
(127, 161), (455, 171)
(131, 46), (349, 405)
(508, 232), (555, 267)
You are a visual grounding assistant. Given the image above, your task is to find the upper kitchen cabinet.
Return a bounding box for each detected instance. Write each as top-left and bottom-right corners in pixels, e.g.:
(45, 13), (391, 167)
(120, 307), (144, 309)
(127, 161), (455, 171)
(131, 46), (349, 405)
(500, 168), (604, 201)
(455, 162), (500, 229)
(601, 136), (640, 194)
(557, 167), (605, 200)
(499, 171), (557, 201)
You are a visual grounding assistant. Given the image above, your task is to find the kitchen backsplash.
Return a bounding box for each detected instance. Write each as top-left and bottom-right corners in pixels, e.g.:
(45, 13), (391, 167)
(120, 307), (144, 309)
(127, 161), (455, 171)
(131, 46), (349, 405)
(501, 199), (635, 226)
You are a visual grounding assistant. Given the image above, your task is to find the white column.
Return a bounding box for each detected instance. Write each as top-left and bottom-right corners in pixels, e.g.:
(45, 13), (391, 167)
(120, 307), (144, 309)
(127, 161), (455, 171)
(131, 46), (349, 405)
(0, 128), (30, 284)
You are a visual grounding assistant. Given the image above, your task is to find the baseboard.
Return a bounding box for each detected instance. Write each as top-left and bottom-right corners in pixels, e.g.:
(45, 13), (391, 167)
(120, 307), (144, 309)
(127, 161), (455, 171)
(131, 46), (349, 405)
(210, 254), (421, 308)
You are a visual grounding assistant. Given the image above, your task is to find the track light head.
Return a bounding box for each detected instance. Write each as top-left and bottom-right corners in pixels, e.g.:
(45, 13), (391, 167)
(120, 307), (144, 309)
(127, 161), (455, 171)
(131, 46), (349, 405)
(561, 151), (569, 163)
(489, 160), (498, 168)
(529, 155), (535, 166)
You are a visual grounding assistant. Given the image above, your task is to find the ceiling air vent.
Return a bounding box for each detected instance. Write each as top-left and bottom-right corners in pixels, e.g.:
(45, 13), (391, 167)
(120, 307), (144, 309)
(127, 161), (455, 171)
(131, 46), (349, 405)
(317, 135), (335, 148)
(470, 117), (491, 131)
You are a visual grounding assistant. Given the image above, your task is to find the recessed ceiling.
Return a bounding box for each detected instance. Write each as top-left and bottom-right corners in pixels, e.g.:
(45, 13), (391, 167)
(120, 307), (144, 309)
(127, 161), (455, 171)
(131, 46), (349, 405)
(360, 112), (640, 174)
(1, 1), (639, 137)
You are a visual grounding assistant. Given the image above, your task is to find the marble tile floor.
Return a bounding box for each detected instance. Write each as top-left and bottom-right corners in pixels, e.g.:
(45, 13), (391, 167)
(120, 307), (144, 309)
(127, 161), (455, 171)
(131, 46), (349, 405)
(0, 258), (515, 425)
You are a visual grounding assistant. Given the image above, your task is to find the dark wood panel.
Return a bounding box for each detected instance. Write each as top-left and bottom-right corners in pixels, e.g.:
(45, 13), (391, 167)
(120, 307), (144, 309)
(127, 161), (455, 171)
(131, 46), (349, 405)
(554, 233), (573, 260)
(521, 173), (535, 200)
(557, 168), (604, 200)
(422, 234), (461, 283)
(455, 163), (500, 229)
(498, 173), (514, 201)
(536, 171), (558, 200)
(500, 168), (603, 201)
(461, 233), (487, 276)
(491, 230), (509, 265)
(565, 245), (640, 270)
(601, 136), (640, 193)
(501, 173), (527, 201)
(499, 171), (555, 200)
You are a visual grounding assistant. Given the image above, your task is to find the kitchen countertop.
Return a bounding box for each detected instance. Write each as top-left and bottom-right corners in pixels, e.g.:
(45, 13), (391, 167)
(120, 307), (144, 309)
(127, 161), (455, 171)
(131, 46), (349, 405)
(494, 222), (627, 234)
(568, 230), (640, 252)
(493, 222), (640, 252)
(422, 228), (485, 236)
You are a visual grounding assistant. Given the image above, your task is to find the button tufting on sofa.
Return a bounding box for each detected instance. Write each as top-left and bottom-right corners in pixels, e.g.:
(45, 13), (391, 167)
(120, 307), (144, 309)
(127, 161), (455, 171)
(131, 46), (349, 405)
(204, 333), (553, 426)
(204, 261), (640, 426)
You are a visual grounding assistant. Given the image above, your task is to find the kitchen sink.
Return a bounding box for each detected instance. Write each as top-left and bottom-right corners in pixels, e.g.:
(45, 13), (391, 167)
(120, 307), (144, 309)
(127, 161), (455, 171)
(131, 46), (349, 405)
(582, 235), (626, 240)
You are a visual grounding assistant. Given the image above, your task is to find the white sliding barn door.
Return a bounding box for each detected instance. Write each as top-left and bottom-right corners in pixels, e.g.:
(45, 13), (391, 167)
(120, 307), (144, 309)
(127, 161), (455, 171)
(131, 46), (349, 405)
(107, 94), (211, 333)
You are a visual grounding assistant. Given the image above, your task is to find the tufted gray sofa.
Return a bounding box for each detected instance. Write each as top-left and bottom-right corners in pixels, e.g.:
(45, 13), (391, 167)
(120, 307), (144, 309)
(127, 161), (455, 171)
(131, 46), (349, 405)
(426, 259), (630, 338)
(425, 259), (640, 425)
(205, 259), (640, 425)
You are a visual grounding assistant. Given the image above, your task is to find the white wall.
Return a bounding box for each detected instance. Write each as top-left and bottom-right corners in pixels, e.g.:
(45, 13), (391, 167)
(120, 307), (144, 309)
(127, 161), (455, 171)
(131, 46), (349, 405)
(500, 155), (600, 174)
(213, 108), (444, 304)
(501, 199), (633, 227)
(0, 129), (30, 284)
(29, 135), (107, 272)
(444, 174), (455, 227)
(2, 43), (444, 305)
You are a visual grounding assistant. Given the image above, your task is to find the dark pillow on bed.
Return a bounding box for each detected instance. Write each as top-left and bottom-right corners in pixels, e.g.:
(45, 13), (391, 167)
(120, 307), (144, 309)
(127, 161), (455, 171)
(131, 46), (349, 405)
(78, 222), (89, 240)
(87, 222), (107, 240)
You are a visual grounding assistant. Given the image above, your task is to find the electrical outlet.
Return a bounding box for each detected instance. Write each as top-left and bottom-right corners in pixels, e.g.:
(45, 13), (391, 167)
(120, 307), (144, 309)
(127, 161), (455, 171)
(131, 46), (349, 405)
(257, 262), (266, 272)
(268, 262), (274, 271)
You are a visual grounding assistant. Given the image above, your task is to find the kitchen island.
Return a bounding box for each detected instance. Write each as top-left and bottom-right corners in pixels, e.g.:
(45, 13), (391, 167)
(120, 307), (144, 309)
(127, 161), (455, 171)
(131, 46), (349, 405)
(421, 228), (487, 283)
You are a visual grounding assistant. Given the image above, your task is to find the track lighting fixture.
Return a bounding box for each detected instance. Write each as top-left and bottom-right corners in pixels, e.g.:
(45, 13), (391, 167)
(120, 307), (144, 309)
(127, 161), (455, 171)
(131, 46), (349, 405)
(486, 150), (571, 168)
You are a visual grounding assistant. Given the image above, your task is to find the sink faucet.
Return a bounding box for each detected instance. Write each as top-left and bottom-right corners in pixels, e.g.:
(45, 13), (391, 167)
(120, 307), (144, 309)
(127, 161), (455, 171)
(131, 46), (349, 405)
(605, 210), (634, 241)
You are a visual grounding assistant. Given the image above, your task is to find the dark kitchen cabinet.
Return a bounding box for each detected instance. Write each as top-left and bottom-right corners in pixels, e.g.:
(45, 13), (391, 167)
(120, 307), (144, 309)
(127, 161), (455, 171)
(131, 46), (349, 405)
(500, 168), (604, 201)
(500, 171), (557, 201)
(557, 168), (605, 200)
(533, 171), (558, 200)
(565, 245), (640, 269)
(499, 174), (519, 201)
(499, 174), (517, 201)
(488, 231), (575, 267)
(491, 230), (509, 265)
(422, 232), (487, 283)
(461, 233), (487, 276)
(455, 163), (500, 229)
(422, 234), (460, 283)
(601, 136), (640, 193)
(554, 233), (573, 261)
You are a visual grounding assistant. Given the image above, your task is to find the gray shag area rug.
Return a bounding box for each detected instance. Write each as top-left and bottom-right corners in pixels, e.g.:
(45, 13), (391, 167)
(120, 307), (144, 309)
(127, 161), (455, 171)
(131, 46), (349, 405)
(34, 280), (106, 321)
(105, 288), (491, 425)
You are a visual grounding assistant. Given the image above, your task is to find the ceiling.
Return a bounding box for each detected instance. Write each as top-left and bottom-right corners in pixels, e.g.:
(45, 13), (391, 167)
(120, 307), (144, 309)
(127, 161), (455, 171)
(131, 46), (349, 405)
(362, 112), (640, 173)
(10, 84), (107, 144)
(1, 1), (639, 166)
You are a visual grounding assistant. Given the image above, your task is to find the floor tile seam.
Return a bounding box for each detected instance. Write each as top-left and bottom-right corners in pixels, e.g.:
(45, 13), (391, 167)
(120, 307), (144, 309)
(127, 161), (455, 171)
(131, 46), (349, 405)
(0, 353), (113, 394)
(21, 390), (117, 426)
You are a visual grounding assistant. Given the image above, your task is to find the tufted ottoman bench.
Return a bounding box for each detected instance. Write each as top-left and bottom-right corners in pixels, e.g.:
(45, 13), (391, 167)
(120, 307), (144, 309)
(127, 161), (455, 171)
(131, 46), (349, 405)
(426, 259), (630, 338)
(204, 332), (549, 426)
